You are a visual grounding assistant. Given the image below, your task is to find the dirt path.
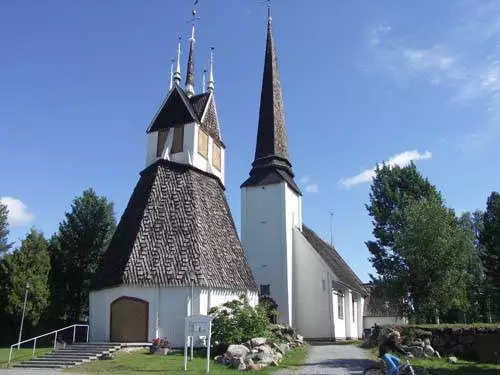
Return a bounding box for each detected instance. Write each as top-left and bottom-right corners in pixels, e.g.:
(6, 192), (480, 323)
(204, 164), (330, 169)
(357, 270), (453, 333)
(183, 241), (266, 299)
(276, 343), (373, 375)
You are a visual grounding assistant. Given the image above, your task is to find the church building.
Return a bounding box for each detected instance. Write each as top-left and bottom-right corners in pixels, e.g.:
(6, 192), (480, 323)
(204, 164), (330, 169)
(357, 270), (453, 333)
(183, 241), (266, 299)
(88, 7), (368, 345)
(240, 10), (367, 340)
(88, 17), (258, 347)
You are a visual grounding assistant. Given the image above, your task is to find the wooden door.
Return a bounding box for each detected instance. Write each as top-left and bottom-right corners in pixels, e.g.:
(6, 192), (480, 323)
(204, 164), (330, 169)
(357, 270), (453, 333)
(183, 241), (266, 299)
(110, 297), (148, 342)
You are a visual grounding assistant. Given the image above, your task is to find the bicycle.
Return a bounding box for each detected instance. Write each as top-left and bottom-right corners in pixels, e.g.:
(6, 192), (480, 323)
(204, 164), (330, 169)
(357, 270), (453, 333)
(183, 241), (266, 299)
(363, 358), (421, 375)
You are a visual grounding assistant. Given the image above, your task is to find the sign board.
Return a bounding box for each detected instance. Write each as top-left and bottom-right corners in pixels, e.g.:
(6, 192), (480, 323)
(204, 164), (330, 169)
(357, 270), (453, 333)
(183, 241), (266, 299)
(184, 315), (213, 373)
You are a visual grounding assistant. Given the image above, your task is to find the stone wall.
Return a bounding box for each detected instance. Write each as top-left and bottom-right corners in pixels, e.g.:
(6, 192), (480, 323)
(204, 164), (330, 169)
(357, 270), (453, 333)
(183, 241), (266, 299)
(392, 325), (500, 363)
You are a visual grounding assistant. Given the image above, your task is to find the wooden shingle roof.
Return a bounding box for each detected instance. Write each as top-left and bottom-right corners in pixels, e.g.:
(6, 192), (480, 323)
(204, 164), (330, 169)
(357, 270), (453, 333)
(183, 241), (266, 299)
(91, 160), (257, 291)
(301, 224), (367, 296)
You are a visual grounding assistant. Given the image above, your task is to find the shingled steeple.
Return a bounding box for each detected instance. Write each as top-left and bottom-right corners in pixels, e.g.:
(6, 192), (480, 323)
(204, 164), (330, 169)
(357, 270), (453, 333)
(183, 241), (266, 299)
(241, 9), (300, 194)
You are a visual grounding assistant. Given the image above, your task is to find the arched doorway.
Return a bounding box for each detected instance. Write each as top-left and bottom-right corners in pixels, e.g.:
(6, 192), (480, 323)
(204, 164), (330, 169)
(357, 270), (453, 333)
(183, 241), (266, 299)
(110, 296), (148, 342)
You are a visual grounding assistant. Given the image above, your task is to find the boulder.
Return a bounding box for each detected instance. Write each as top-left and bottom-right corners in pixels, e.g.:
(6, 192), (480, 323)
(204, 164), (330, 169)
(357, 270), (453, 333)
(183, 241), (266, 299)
(424, 345), (435, 357)
(448, 356), (458, 364)
(407, 346), (424, 358)
(296, 334), (304, 343)
(424, 338), (431, 346)
(230, 357), (246, 371)
(255, 351), (278, 365)
(226, 344), (250, 358)
(251, 337), (267, 347)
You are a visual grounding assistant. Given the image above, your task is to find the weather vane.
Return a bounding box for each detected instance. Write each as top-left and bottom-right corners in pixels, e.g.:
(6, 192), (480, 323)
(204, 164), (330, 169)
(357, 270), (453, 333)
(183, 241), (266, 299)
(186, 8), (201, 25)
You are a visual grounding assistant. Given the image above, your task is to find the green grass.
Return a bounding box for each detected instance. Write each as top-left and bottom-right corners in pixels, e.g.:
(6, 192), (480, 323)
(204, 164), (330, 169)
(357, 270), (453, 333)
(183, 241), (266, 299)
(66, 346), (309, 375)
(367, 347), (500, 375)
(0, 347), (53, 368)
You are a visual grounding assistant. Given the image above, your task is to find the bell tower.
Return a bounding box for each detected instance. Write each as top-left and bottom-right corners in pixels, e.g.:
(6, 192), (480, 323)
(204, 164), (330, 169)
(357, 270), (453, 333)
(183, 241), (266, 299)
(240, 8), (302, 326)
(144, 11), (225, 184)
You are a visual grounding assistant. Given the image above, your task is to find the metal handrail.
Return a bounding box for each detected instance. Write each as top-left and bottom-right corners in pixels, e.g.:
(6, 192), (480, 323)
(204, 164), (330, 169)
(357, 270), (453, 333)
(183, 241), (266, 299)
(8, 324), (89, 367)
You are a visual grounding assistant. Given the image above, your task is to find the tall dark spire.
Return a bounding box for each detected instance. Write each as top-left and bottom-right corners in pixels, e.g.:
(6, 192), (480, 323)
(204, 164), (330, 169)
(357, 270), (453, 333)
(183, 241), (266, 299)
(241, 7), (300, 194)
(185, 25), (196, 97)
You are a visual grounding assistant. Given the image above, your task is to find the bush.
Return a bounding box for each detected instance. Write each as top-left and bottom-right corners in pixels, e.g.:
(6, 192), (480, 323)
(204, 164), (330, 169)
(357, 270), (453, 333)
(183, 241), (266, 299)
(209, 295), (271, 346)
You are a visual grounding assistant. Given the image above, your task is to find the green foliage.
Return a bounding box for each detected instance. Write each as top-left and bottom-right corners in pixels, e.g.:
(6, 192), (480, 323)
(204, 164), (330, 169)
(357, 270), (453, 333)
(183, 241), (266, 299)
(258, 295), (279, 324)
(366, 163), (475, 322)
(0, 228), (51, 326)
(0, 201), (13, 255)
(209, 295), (271, 345)
(479, 192), (500, 318)
(49, 188), (116, 322)
(395, 198), (474, 320)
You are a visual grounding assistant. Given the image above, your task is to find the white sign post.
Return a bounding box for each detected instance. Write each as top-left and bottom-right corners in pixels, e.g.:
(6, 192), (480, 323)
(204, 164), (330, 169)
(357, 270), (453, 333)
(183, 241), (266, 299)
(184, 315), (213, 373)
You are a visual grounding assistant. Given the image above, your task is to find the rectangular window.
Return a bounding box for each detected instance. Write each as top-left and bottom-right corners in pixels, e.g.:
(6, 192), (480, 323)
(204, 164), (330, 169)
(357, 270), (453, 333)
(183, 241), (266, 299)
(212, 143), (221, 171)
(197, 128), (208, 158)
(156, 129), (168, 157)
(322, 279), (326, 291)
(260, 284), (270, 296)
(338, 292), (344, 320)
(171, 126), (184, 154)
(352, 297), (356, 322)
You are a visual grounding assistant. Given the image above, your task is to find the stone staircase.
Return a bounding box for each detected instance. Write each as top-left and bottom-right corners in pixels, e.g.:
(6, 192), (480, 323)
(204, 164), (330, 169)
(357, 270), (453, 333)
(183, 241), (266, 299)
(12, 342), (124, 369)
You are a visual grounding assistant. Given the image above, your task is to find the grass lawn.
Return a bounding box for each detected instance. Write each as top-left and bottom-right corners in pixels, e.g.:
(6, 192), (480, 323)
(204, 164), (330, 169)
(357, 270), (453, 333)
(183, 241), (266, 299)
(66, 346), (308, 375)
(0, 347), (53, 368)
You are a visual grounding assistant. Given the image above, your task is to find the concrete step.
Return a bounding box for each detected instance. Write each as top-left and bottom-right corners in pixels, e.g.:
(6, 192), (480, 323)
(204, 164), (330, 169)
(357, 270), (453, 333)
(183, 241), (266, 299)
(11, 342), (124, 369)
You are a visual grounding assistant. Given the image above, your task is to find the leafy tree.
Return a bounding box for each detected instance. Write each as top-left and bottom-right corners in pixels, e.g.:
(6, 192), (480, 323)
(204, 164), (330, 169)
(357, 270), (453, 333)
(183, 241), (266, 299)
(49, 188), (116, 322)
(365, 163), (443, 317)
(479, 192), (500, 318)
(457, 211), (491, 322)
(1, 228), (51, 327)
(0, 201), (13, 255)
(393, 199), (473, 322)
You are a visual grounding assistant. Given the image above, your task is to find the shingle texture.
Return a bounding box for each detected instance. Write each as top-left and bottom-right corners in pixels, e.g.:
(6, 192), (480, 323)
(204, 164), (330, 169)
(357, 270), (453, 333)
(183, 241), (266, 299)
(147, 86), (222, 145)
(301, 224), (366, 296)
(242, 18), (299, 194)
(91, 160), (257, 291)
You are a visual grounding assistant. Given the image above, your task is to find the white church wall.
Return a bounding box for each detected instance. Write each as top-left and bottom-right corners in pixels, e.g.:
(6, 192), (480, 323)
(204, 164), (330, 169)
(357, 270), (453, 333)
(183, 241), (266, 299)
(241, 183), (291, 325)
(284, 184), (301, 325)
(89, 286), (158, 342)
(292, 227), (335, 339)
(358, 297), (365, 338)
(332, 291), (346, 339)
(90, 286), (258, 347)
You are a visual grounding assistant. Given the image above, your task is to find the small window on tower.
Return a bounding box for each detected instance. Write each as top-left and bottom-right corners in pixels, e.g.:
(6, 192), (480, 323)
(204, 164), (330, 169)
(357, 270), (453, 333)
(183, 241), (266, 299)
(260, 284), (270, 296)
(212, 143), (221, 171)
(156, 129), (168, 157)
(171, 126), (184, 154)
(198, 128), (208, 158)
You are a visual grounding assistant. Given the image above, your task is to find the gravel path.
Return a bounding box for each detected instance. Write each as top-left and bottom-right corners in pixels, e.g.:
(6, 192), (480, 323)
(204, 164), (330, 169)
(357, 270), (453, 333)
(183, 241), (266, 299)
(276, 343), (374, 375)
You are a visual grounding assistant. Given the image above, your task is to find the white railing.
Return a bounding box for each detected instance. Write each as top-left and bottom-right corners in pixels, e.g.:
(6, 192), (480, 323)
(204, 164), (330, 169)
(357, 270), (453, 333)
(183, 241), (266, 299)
(8, 324), (89, 367)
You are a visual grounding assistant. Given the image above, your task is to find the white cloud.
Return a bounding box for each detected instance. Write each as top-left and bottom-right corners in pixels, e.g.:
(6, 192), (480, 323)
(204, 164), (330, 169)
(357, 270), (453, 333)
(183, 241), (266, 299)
(299, 176), (319, 193)
(341, 150), (432, 188)
(305, 184), (319, 193)
(366, 2), (500, 147)
(0, 197), (35, 227)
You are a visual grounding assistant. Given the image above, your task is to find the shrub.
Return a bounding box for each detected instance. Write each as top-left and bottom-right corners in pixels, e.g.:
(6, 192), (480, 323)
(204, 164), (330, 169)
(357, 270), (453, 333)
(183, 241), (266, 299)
(209, 295), (271, 346)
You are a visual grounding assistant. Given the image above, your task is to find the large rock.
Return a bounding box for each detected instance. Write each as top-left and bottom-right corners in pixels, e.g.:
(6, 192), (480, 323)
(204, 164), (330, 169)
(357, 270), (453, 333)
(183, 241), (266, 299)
(407, 346), (424, 358)
(424, 345), (435, 357)
(255, 351), (278, 365)
(226, 344), (250, 359)
(448, 356), (458, 364)
(230, 357), (246, 371)
(251, 337), (267, 347)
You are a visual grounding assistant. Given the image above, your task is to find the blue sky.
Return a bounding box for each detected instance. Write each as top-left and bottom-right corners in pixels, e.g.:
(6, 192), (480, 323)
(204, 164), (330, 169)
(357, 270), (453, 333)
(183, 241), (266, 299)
(1, 0), (499, 282)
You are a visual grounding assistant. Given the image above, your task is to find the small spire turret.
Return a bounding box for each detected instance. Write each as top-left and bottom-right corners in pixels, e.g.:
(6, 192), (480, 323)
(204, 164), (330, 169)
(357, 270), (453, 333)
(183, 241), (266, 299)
(173, 36), (182, 85)
(207, 47), (215, 92)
